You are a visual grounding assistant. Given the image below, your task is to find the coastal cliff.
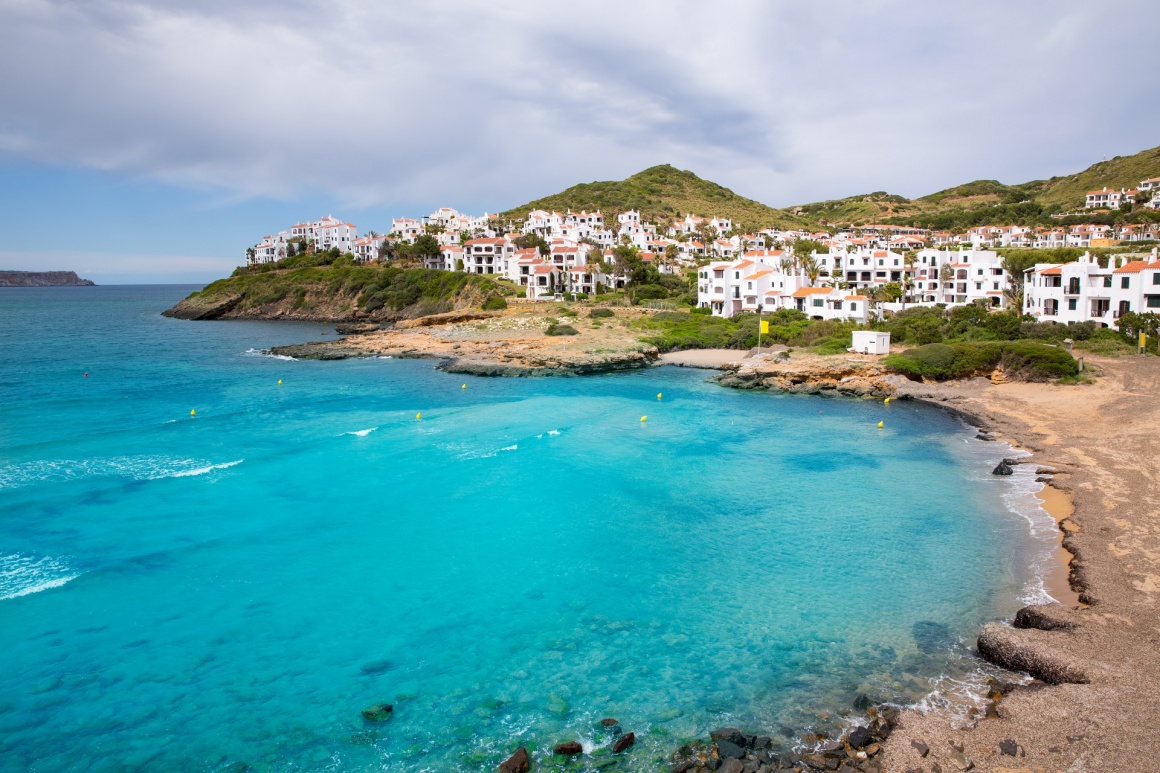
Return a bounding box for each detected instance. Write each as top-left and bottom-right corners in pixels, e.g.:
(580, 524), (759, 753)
(0, 270), (95, 287)
(162, 265), (512, 321)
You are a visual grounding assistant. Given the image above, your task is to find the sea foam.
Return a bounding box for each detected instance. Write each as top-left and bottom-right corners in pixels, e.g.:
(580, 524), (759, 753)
(0, 553), (79, 601)
(343, 428), (378, 437)
(0, 456), (244, 490)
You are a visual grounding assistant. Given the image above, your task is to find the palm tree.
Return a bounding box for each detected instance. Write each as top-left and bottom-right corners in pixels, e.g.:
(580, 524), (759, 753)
(801, 254), (820, 287)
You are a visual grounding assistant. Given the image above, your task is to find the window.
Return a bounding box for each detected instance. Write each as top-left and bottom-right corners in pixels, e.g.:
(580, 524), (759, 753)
(1154, 273), (1160, 285)
(1068, 298), (1077, 310)
(1149, 296), (1160, 308)
(812, 298), (824, 308)
(850, 303), (857, 311)
(1122, 276), (1130, 288)
(1104, 276), (1112, 287)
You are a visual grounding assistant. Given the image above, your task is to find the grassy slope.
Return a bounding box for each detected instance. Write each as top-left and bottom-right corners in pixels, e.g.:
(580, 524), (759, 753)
(168, 265), (513, 320)
(785, 144), (1160, 228)
(501, 165), (808, 232)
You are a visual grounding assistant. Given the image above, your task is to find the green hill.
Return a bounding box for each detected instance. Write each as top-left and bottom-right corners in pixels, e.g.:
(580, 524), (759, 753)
(501, 165), (807, 232)
(785, 145), (1160, 230)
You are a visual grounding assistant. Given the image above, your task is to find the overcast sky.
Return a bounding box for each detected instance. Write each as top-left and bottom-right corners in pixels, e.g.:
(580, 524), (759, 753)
(1, 0), (1157, 282)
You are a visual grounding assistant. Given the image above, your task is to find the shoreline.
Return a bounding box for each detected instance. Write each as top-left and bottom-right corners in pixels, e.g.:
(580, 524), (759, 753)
(242, 319), (1158, 770)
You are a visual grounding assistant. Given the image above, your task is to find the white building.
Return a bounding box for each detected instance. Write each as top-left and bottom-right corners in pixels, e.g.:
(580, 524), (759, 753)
(914, 248), (1010, 308)
(1022, 250), (1160, 328)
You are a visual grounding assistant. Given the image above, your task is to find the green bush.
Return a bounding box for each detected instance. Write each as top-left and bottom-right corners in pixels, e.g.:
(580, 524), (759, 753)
(481, 295), (508, 311)
(690, 306), (711, 315)
(814, 338), (851, 355)
(885, 341), (1077, 381)
(545, 323), (579, 336)
(632, 284), (669, 301)
(558, 307), (578, 317)
(590, 308), (615, 318)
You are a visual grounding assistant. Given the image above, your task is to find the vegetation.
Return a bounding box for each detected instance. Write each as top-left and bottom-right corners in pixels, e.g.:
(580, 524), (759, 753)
(188, 261), (514, 318)
(884, 341), (1078, 381)
(502, 164), (806, 231)
(784, 144), (1160, 228)
(589, 308), (615, 319)
(545, 323), (579, 336)
(482, 295), (508, 311)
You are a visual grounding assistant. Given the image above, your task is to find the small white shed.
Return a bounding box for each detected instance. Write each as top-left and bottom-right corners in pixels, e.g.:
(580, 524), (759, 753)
(851, 330), (891, 355)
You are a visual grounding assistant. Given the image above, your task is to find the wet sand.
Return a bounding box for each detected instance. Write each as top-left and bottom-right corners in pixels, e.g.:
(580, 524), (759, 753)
(1035, 481), (1083, 608)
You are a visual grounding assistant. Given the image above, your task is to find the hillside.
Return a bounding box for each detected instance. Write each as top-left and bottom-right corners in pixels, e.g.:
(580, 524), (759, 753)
(502, 165), (807, 232)
(786, 144), (1160, 229)
(163, 265), (513, 322)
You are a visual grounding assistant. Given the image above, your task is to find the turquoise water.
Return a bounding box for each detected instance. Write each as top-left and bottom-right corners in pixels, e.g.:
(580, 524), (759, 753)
(0, 287), (1054, 772)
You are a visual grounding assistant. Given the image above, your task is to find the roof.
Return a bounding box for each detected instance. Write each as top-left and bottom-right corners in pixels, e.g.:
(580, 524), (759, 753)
(532, 264), (555, 274)
(845, 295), (868, 301)
(1040, 266), (1063, 275)
(745, 270), (773, 279)
(791, 287), (833, 298)
(1114, 260), (1155, 274)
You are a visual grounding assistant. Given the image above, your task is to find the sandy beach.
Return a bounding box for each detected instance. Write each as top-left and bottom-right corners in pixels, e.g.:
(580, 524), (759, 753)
(875, 355), (1160, 772)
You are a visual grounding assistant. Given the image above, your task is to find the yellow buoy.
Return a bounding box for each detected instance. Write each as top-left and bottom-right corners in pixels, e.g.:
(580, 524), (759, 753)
(656, 392), (662, 400)
(877, 421), (884, 428)
(190, 409), (196, 417)
(884, 397), (890, 404)
(640, 416), (647, 422)
(278, 379), (282, 385)
(416, 412), (422, 420)
(462, 384), (466, 390)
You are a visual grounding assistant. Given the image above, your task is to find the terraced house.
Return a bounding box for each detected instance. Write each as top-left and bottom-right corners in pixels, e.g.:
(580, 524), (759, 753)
(1022, 249), (1160, 328)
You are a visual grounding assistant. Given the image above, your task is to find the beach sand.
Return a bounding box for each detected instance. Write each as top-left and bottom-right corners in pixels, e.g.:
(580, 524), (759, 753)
(877, 355), (1160, 773)
(658, 348), (746, 368)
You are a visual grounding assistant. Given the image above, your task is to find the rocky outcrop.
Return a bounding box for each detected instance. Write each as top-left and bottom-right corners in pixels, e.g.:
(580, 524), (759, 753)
(0, 270), (95, 287)
(715, 355), (898, 397)
(396, 310), (500, 328)
(553, 741), (582, 756)
(359, 703), (393, 721)
(498, 746), (530, 773)
(161, 293), (243, 320)
(976, 622), (1089, 685)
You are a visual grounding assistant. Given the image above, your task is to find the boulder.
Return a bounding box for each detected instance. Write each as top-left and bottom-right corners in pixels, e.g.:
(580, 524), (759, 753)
(612, 732), (635, 753)
(359, 704), (393, 722)
(554, 741), (583, 756)
(717, 759), (744, 773)
(600, 717), (620, 728)
(710, 728), (746, 746)
(498, 746), (530, 773)
(846, 726), (872, 749)
(998, 739), (1018, 756)
(992, 462), (1013, 475)
(716, 739), (745, 759)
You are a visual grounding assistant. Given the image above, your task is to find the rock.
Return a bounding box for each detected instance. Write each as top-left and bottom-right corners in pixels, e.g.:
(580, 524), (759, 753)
(498, 746), (530, 773)
(554, 741), (583, 756)
(912, 620), (955, 653)
(977, 622), (1089, 684)
(717, 760), (744, 773)
(799, 754), (828, 770)
(946, 749), (972, 770)
(992, 462), (1013, 475)
(1001, 457), (1020, 466)
(910, 740), (929, 757)
(864, 743), (880, 756)
(335, 322), (381, 335)
(753, 736), (772, 749)
(711, 728), (746, 746)
(998, 739), (1018, 756)
(359, 704), (393, 722)
(852, 694), (872, 711)
(716, 739), (746, 759)
(600, 717), (620, 726)
(846, 726), (872, 749)
(612, 732), (635, 753)
(1013, 605), (1077, 631)
(670, 763), (694, 773)
(930, 764), (942, 773)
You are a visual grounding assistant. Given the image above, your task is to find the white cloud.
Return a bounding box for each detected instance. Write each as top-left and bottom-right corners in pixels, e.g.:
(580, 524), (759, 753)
(0, 0), (1157, 214)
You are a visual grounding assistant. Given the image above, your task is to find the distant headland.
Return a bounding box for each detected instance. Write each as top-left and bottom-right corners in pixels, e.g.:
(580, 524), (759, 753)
(0, 271), (96, 287)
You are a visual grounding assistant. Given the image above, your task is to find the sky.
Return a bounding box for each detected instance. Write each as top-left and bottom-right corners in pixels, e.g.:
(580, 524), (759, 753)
(1, 0), (1157, 283)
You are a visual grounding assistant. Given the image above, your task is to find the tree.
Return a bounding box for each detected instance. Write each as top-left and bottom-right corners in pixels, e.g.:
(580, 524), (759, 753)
(800, 254), (820, 286)
(881, 282), (904, 303)
(513, 232), (550, 256)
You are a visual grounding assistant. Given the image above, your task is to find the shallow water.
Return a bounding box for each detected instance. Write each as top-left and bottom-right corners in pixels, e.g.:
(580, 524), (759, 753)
(0, 287), (1056, 771)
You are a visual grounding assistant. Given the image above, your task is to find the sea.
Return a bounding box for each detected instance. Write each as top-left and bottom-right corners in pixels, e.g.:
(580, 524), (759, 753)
(0, 286), (1061, 772)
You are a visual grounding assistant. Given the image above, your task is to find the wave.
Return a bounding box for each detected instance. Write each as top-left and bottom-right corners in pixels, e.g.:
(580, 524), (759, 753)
(0, 553), (79, 601)
(0, 456), (244, 490)
(343, 428), (378, 437)
(547, 429), (561, 436)
(242, 348), (297, 361)
(500, 445), (518, 452)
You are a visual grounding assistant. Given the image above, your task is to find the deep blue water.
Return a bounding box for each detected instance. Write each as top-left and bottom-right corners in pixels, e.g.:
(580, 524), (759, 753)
(0, 286), (1055, 772)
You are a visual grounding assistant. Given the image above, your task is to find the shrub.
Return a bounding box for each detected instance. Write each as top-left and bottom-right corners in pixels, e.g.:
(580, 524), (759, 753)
(558, 307), (578, 317)
(482, 295), (508, 311)
(632, 284), (669, 301)
(814, 338), (851, 355)
(545, 323), (579, 336)
(885, 341), (1077, 381)
(590, 308), (615, 318)
(690, 306), (711, 315)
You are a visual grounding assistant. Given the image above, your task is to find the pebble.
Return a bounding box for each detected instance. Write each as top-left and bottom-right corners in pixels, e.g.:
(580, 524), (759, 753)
(998, 739), (1018, 756)
(910, 740), (929, 757)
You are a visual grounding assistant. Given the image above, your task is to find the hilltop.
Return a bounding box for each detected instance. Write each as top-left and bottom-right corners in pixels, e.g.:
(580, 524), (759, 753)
(787, 144), (1160, 230)
(501, 164), (807, 232)
(0, 270), (95, 287)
